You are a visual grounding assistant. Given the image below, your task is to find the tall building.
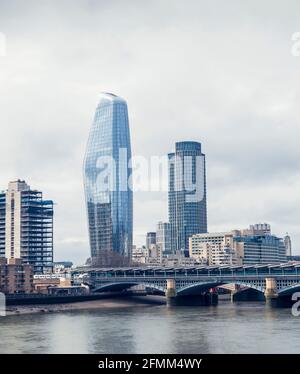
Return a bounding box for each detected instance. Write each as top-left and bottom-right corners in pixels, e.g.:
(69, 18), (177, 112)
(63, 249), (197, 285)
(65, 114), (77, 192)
(156, 221), (171, 254)
(83, 93), (133, 265)
(146, 232), (156, 250)
(0, 180), (54, 274)
(284, 233), (292, 257)
(168, 141), (207, 253)
(189, 224), (287, 265)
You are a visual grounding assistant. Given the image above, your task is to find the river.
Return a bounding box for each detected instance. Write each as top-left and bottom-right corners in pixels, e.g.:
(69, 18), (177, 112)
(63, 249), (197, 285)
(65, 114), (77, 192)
(0, 299), (299, 354)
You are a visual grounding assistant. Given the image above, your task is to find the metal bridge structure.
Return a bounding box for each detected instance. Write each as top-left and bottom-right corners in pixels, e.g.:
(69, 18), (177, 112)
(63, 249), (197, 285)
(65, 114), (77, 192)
(73, 263), (300, 302)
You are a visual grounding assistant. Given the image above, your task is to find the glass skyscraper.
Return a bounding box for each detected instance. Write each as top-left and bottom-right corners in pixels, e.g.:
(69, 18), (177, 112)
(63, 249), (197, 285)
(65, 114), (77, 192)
(83, 93), (133, 265)
(168, 141), (207, 253)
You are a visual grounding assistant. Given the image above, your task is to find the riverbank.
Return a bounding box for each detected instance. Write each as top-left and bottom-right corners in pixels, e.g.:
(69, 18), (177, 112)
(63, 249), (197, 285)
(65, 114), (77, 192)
(5, 295), (166, 316)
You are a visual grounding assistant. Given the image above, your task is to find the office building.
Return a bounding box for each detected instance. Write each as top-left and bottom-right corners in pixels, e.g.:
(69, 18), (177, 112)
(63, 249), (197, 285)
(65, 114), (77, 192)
(0, 180), (54, 274)
(132, 245), (148, 264)
(168, 141), (207, 253)
(83, 93), (133, 266)
(235, 232), (286, 264)
(156, 221), (171, 254)
(189, 232), (238, 265)
(132, 245), (201, 267)
(146, 232), (156, 249)
(189, 224), (287, 265)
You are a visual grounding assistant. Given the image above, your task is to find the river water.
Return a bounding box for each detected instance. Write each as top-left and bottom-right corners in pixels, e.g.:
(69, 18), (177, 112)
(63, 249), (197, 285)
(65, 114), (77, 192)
(0, 300), (299, 354)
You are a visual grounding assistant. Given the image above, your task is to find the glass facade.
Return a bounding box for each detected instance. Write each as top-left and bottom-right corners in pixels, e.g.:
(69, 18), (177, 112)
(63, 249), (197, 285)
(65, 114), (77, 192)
(83, 93), (133, 263)
(146, 232), (156, 249)
(156, 221), (171, 255)
(168, 141), (207, 252)
(234, 235), (287, 264)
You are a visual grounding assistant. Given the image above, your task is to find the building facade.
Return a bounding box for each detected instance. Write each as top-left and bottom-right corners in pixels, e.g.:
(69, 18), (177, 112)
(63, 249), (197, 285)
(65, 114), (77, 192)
(83, 93), (133, 265)
(168, 141), (207, 253)
(132, 245), (201, 267)
(284, 233), (292, 257)
(249, 223), (271, 235)
(189, 232), (238, 265)
(146, 232), (156, 250)
(189, 224), (287, 265)
(0, 257), (33, 294)
(132, 245), (148, 264)
(0, 180), (54, 274)
(156, 221), (171, 254)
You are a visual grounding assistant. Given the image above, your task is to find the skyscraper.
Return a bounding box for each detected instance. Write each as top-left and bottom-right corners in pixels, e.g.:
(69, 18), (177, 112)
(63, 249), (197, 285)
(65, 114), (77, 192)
(168, 141), (207, 253)
(83, 93), (133, 265)
(0, 180), (54, 274)
(156, 221), (171, 255)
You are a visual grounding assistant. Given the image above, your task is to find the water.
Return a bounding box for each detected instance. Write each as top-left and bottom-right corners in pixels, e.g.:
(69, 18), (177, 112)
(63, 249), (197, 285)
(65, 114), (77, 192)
(0, 301), (299, 354)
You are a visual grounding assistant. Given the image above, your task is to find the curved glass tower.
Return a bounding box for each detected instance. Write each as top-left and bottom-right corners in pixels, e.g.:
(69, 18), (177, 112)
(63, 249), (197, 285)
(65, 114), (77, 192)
(83, 93), (132, 264)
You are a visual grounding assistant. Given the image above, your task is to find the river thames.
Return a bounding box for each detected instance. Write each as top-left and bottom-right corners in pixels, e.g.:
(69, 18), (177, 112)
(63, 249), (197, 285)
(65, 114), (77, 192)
(0, 299), (299, 354)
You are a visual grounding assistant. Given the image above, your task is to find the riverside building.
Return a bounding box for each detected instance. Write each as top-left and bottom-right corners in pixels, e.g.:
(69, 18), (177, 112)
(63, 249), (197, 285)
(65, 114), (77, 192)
(189, 224), (287, 265)
(0, 257), (33, 294)
(0, 180), (54, 274)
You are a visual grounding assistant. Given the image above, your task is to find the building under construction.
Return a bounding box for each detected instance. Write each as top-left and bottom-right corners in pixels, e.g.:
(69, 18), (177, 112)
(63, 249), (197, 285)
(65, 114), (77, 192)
(0, 180), (54, 274)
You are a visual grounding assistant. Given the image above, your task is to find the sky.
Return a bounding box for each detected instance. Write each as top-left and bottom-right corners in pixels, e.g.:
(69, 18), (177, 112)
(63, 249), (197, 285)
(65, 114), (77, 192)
(0, 0), (300, 264)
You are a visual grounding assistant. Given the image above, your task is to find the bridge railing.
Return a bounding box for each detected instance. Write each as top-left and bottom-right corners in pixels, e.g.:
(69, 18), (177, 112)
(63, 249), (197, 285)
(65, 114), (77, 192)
(90, 274), (300, 281)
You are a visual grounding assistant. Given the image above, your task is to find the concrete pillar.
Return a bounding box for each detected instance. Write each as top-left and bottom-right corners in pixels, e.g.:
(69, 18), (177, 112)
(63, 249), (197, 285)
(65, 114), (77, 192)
(166, 279), (176, 298)
(166, 279), (177, 306)
(230, 284), (241, 302)
(264, 278), (278, 300)
(208, 288), (218, 305)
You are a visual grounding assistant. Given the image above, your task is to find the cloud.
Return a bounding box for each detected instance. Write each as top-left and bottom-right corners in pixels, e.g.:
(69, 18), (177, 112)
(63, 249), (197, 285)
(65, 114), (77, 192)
(0, 0), (299, 263)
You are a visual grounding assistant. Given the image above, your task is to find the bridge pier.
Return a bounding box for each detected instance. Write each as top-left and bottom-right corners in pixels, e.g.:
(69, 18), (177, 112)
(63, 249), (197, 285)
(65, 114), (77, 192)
(231, 284), (241, 302)
(166, 279), (177, 306)
(207, 288), (218, 306)
(264, 278), (278, 306)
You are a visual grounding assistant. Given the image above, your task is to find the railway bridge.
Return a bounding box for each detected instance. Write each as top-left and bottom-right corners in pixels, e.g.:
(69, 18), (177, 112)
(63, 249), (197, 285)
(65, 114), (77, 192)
(73, 263), (300, 306)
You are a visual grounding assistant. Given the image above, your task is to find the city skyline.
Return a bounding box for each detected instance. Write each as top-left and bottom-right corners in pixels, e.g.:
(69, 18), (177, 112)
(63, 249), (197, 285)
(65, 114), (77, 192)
(0, 1), (299, 264)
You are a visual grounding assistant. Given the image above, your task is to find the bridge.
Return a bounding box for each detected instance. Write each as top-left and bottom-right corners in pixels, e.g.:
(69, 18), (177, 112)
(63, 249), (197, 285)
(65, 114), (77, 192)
(73, 262), (300, 306)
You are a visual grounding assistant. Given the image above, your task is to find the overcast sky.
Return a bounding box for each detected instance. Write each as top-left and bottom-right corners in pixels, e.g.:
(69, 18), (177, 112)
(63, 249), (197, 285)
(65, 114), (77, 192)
(0, 0), (300, 264)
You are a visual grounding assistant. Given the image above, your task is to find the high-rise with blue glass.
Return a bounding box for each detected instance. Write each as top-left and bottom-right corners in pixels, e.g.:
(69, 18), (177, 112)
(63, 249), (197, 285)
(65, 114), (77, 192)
(83, 93), (133, 265)
(168, 141), (207, 253)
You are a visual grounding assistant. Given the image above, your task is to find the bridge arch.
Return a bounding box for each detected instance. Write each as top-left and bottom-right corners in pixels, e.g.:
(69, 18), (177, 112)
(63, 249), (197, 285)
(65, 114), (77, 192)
(233, 281), (265, 293)
(278, 283), (300, 296)
(176, 281), (266, 296)
(177, 281), (222, 296)
(92, 279), (267, 297)
(93, 281), (166, 294)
